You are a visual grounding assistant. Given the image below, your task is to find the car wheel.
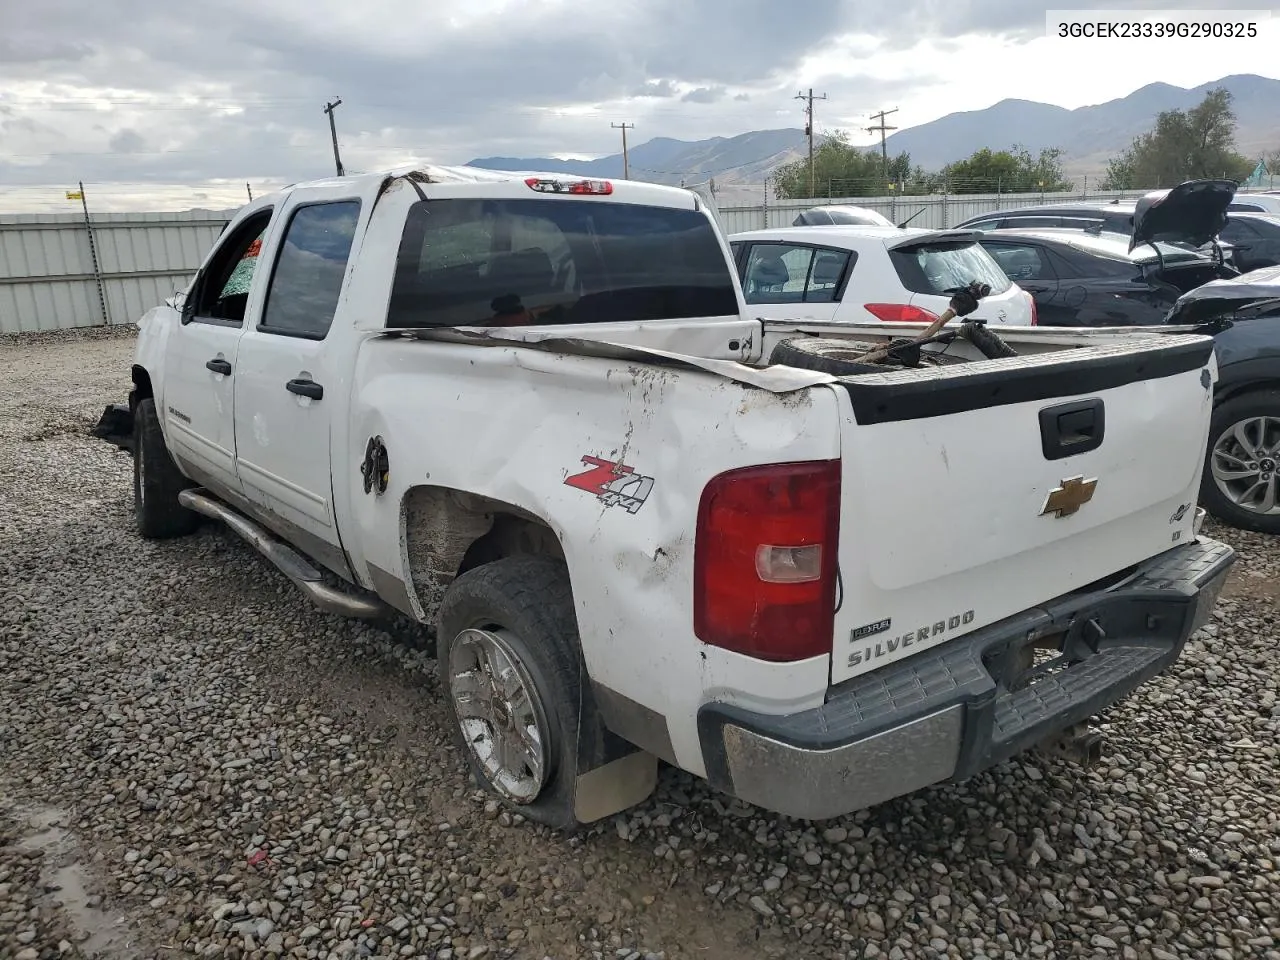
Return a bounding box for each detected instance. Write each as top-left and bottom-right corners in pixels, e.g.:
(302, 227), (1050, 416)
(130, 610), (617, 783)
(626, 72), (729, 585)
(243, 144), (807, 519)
(1201, 390), (1280, 534)
(133, 398), (199, 539)
(437, 555), (591, 830)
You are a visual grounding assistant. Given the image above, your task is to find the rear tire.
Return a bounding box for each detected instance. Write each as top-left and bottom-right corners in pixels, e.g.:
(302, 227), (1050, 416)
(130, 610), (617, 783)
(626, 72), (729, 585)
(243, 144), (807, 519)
(133, 398), (199, 540)
(437, 556), (591, 830)
(1200, 390), (1280, 535)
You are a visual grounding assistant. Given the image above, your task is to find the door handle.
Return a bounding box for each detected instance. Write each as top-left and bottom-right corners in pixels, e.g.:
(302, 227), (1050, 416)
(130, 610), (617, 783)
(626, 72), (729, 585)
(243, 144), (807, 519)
(286, 378), (324, 400)
(1039, 398), (1105, 461)
(205, 358), (232, 375)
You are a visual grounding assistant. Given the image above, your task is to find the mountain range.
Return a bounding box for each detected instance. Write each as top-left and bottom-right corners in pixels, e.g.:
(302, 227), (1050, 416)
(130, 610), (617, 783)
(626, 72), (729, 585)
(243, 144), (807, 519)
(467, 73), (1280, 193)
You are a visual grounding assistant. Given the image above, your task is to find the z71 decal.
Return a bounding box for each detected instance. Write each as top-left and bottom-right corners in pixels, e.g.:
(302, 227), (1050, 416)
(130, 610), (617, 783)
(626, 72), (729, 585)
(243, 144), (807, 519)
(565, 455), (654, 515)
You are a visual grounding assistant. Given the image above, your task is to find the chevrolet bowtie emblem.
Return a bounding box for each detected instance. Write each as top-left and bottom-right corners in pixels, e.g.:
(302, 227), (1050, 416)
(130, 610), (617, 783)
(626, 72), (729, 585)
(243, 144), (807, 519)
(1040, 475), (1098, 518)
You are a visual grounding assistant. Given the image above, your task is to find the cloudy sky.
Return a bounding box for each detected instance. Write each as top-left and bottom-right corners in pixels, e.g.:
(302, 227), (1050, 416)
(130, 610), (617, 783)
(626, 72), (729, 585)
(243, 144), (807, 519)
(1, 0), (1277, 211)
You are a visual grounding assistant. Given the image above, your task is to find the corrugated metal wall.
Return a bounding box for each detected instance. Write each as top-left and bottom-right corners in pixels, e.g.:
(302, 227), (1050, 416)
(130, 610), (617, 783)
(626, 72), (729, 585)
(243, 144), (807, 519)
(717, 189), (1149, 235)
(0, 209), (235, 334)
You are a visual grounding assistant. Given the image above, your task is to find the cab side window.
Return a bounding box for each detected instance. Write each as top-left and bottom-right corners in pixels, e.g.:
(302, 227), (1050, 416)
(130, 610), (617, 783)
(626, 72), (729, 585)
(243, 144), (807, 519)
(259, 201), (362, 339)
(188, 209), (274, 325)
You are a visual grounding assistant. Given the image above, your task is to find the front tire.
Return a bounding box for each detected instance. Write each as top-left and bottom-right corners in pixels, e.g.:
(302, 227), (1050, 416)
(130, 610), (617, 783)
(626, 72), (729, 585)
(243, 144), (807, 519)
(437, 556), (588, 829)
(133, 398), (199, 539)
(1201, 390), (1280, 534)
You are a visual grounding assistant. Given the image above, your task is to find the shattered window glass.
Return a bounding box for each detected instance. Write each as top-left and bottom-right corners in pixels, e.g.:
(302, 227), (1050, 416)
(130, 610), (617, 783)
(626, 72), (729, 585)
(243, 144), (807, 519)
(218, 234), (264, 298)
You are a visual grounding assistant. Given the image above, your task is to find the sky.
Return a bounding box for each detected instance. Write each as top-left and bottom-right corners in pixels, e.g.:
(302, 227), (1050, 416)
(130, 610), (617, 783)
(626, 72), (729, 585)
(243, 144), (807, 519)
(1, 0), (1278, 211)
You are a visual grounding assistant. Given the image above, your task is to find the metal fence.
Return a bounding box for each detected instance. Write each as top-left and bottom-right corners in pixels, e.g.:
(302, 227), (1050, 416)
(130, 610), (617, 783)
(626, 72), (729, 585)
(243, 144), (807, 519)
(714, 188), (1154, 235)
(0, 209), (235, 334)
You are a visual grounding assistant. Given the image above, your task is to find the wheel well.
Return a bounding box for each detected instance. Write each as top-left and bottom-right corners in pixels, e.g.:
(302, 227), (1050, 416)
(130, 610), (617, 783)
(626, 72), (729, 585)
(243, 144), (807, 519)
(1214, 380), (1280, 407)
(401, 485), (566, 621)
(131, 365), (154, 409)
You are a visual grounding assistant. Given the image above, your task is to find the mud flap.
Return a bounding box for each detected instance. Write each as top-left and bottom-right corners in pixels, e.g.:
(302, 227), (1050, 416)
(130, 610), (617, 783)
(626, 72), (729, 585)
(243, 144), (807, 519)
(571, 682), (657, 823)
(92, 403), (135, 453)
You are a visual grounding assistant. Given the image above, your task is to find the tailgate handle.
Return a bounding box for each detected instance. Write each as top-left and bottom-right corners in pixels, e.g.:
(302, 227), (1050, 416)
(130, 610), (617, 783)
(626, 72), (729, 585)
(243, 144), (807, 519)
(1039, 398), (1105, 461)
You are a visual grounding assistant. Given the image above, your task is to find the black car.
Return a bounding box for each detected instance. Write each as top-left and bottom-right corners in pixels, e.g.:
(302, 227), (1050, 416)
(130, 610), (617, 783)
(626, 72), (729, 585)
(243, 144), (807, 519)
(1217, 212), (1280, 271)
(791, 204), (896, 227)
(977, 228), (1235, 326)
(1164, 265), (1280, 533)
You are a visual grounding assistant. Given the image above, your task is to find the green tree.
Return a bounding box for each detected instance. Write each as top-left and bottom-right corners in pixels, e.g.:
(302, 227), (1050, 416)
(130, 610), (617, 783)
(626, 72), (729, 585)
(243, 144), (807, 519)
(941, 146), (1072, 194)
(772, 131), (908, 199)
(1100, 87), (1254, 189)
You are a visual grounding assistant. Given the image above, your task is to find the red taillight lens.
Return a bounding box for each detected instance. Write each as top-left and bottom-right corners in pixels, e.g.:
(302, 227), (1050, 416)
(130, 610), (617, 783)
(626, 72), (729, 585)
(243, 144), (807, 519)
(864, 303), (939, 323)
(694, 460), (841, 662)
(524, 177), (613, 195)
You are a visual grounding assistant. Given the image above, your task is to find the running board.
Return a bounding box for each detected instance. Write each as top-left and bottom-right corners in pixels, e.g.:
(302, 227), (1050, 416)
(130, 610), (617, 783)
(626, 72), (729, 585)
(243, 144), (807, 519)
(177, 488), (389, 620)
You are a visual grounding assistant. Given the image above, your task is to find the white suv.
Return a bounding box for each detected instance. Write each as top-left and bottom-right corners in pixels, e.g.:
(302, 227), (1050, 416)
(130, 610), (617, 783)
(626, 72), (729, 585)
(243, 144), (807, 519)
(728, 225), (1036, 326)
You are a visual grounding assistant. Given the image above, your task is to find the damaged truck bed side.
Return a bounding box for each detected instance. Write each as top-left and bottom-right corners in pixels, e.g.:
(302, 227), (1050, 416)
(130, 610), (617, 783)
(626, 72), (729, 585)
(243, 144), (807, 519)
(98, 164), (1234, 828)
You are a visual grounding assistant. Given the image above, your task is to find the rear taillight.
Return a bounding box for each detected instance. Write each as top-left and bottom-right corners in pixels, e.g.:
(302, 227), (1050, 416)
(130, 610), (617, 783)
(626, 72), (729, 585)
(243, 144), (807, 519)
(1028, 291), (1038, 326)
(694, 460), (841, 662)
(864, 303), (939, 323)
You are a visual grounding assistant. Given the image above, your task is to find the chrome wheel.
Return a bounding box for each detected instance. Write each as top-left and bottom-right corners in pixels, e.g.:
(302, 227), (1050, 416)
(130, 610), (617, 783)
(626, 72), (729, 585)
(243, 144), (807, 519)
(448, 627), (549, 803)
(1211, 416), (1280, 515)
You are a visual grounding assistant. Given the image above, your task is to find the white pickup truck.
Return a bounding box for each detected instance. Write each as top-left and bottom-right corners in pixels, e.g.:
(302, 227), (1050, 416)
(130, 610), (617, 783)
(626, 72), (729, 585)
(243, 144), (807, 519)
(96, 164), (1234, 830)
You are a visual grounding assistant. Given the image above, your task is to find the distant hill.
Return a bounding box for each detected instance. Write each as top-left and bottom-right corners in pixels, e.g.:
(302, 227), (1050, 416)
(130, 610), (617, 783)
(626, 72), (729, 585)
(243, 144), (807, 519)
(468, 129), (806, 187)
(467, 74), (1280, 189)
(882, 73), (1280, 181)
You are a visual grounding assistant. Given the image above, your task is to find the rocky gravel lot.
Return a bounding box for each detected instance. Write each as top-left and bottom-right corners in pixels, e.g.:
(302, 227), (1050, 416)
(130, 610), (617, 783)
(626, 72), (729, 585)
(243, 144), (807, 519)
(2, 327), (1279, 960)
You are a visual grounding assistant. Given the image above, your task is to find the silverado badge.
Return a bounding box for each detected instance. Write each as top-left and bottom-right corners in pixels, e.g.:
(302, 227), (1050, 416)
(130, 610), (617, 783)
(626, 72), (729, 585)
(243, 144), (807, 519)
(1040, 475), (1098, 519)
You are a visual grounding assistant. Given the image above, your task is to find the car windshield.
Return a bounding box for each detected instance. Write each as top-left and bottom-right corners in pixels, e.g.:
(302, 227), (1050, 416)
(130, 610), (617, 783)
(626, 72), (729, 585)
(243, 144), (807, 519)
(385, 197), (739, 327)
(888, 240), (1013, 296)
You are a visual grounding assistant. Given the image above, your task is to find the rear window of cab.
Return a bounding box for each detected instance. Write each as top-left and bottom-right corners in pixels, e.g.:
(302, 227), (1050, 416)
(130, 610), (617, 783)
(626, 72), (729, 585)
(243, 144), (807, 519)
(385, 198), (739, 327)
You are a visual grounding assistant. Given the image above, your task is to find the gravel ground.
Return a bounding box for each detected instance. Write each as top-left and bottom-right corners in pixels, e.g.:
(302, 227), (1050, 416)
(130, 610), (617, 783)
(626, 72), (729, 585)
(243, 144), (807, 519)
(2, 328), (1279, 960)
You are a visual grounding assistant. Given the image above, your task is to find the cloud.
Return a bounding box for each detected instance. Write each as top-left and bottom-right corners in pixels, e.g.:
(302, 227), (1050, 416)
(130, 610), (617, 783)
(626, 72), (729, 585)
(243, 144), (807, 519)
(0, 36), (94, 64)
(682, 86), (727, 104)
(632, 79), (679, 99)
(107, 129), (147, 154)
(0, 0), (1267, 210)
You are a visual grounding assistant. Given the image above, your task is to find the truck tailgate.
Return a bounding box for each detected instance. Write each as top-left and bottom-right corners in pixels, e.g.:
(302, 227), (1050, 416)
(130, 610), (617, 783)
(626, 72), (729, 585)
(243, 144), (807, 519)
(830, 334), (1216, 684)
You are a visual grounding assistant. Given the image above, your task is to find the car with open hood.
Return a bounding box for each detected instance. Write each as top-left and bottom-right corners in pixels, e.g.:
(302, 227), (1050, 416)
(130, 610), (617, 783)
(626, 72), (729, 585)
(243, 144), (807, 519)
(956, 179), (1241, 265)
(976, 228), (1235, 327)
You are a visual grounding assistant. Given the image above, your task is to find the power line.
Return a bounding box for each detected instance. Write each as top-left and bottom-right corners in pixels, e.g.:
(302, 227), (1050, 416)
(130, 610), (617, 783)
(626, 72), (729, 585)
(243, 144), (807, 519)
(323, 98), (345, 177)
(611, 122), (634, 179)
(866, 107), (899, 185)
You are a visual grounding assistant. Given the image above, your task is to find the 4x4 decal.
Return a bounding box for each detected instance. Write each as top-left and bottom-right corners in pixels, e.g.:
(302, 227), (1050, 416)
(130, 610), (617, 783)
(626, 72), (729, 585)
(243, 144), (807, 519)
(565, 455), (654, 515)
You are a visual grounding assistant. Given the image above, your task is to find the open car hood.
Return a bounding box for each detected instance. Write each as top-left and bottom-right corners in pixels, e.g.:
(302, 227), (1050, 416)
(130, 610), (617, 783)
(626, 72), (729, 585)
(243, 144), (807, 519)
(1164, 263), (1280, 324)
(1130, 179), (1236, 253)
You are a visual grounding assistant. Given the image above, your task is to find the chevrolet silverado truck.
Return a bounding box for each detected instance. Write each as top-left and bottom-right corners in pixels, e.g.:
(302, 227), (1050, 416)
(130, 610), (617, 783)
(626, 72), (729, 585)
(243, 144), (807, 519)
(94, 164), (1234, 829)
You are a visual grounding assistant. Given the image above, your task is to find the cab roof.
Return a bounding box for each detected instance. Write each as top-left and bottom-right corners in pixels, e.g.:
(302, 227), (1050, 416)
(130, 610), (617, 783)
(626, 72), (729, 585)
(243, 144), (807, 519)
(255, 163), (701, 210)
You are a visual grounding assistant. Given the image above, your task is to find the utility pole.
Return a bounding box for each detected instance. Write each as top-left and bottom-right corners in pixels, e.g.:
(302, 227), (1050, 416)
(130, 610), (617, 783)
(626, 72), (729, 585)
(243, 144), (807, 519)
(612, 122), (634, 179)
(246, 182), (253, 202)
(795, 88), (828, 197)
(323, 98), (345, 177)
(68, 181), (110, 326)
(867, 108), (899, 188)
